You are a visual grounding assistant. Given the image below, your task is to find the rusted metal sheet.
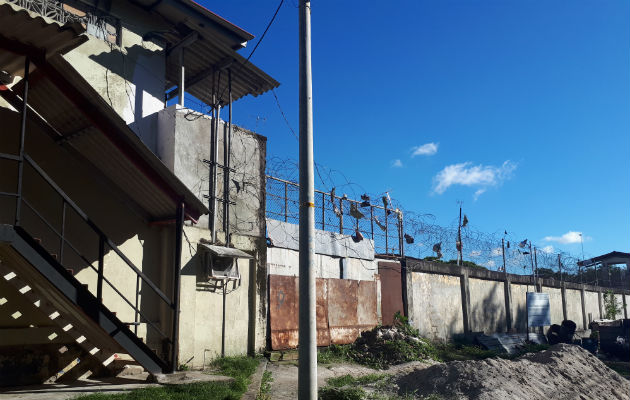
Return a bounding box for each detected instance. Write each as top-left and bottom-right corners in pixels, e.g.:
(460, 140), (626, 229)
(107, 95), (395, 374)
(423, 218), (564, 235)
(269, 274), (299, 350)
(269, 275), (331, 349)
(378, 261), (405, 326)
(357, 280), (378, 328)
(328, 279), (359, 344)
(316, 278), (331, 347)
(269, 274), (379, 349)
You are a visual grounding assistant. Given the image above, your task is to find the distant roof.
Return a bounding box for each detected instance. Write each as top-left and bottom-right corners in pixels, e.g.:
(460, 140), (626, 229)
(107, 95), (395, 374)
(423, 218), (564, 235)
(578, 251), (630, 267)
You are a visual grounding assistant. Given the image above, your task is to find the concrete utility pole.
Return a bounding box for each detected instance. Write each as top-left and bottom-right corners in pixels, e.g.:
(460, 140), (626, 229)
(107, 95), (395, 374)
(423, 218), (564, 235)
(298, 1), (316, 399)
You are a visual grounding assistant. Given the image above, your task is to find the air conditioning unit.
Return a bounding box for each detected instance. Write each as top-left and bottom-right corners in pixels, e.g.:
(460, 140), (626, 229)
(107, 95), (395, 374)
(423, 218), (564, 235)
(198, 241), (253, 281)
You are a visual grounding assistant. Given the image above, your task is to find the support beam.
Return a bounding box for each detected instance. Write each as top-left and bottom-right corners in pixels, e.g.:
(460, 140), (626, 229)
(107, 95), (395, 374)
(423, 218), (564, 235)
(0, 34), (46, 65)
(166, 31), (199, 57)
(178, 48), (185, 107)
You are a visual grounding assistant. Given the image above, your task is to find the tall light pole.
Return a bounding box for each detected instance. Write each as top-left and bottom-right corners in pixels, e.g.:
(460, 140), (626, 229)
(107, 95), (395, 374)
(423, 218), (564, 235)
(298, 1), (316, 399)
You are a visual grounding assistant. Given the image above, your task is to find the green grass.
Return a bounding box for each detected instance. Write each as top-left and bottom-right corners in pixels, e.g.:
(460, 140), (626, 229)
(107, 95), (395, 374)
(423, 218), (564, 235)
(256, 370), (273, 400)
(74, 356), (260, 400)
(326, 374), (389, 388)
(318, 344), (355, 365)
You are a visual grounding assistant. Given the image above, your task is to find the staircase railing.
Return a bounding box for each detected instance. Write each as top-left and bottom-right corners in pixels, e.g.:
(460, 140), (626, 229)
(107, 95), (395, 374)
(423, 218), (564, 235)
(0, 58), (176, 370)
(0, 150), (175, 365)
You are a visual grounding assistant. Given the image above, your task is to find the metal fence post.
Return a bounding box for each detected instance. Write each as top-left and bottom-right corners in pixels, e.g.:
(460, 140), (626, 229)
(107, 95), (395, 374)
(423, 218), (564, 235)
(284, 181), (288, 222)
(338, 197), (343, 234)
(384, 208), (389, 255)
(370, 206), (374, 240)
(321, 192), (325, 230)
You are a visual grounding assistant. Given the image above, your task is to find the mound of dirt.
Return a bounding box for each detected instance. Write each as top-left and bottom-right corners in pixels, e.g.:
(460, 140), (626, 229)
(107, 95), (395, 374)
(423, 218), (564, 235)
(395, 344), (630, 400)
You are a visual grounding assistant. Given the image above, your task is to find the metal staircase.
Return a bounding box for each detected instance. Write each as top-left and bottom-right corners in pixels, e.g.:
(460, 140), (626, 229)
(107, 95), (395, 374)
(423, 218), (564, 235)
(0, 153), (176, 376)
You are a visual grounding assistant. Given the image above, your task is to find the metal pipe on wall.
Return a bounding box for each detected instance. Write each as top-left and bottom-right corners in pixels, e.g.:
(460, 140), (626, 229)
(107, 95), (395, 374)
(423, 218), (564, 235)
(15, 57), (30, 226)
(223, 69), (232, 244)
(170, 202), (185, 372)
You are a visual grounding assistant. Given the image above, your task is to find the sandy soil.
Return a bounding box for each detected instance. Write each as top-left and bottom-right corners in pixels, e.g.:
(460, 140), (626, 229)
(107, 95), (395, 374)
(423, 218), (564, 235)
(395, 344), (630, 400)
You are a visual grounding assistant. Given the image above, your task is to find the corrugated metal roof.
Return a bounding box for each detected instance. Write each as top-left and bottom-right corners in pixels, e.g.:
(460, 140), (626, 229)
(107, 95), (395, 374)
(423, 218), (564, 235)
(198, 242), (253, 259)
(8, 55), (208, 221)
(0, 1), (87, 75)
(164, 29), (280, 106)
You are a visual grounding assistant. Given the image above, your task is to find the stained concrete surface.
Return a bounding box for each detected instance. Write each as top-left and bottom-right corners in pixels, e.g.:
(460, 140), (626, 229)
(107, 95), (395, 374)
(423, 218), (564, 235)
(0, 372), (232, 400)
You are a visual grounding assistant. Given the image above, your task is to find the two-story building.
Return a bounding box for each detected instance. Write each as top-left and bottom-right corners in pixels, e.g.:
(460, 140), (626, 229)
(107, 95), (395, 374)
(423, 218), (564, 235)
(0, 0), (277, 384)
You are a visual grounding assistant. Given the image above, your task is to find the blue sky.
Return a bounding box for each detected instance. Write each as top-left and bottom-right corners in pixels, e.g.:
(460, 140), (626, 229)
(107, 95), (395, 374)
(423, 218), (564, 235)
(199, 0), (629, 259)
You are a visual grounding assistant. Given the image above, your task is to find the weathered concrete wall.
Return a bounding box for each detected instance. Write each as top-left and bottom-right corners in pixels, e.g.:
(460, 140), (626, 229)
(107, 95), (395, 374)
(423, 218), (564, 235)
(177, 225), (262, 369)
(157, 106), (266, 237)
(62, 1), (168, 150)
(155, 106), (269, 364)
(541, 286), (564, 326)
(469, 278), (505, 334)
(584, 291), (600, 323)
(267, 247), (377, 281)
(403, 260), (630, 340)
(407, 272), (464, 340)
(565, 289), (583, 326)
(510, 283), (529, 332)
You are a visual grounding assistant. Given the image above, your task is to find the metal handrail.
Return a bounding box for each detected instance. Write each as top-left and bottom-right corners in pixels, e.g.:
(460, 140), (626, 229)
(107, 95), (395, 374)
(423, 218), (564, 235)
(20, 198), (170, 341)
(6, 153), (175, 349)
(23, 154), (173, 306)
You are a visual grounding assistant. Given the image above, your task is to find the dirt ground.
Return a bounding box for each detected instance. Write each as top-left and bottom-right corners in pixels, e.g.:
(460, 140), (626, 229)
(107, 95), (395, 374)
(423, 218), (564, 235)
(266, 360), (436, 399)
(267, 344), (630, 399)
(394, 344), (629, 399)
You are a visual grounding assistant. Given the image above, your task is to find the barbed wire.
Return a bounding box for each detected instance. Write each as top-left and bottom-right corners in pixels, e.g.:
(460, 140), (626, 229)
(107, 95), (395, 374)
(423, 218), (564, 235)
(265, 158), (629, 289)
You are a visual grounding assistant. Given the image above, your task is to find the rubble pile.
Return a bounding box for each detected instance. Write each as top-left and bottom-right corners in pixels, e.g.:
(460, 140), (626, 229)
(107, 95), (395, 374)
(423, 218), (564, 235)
(348, 326), (436, 369)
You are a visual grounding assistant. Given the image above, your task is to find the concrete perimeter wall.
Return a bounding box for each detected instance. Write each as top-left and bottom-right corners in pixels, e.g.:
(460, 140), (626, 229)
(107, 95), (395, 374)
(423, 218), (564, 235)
(404, 259), (630, 340)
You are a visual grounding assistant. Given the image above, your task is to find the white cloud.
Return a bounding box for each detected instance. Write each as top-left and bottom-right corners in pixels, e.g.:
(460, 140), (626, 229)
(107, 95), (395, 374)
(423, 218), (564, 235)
(473, 189), (486, 201)
(491, 247), (502, 256)
(541, 245), (555, 254)
(391, 159), (403, 168)
(485, 260), (496, 268)
(469, 250), (481, 257)
(543, 231), (590, 244)
(433, 160), (517, 195)
(411, 142), (438, 157)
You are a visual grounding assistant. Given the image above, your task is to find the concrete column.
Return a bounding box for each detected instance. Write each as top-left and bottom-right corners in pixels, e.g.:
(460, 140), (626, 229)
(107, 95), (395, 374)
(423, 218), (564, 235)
(623, 294), (628, 319)
(503, 277), (513, 333)
(598, 290), (603, 319)
(580, 287), (587, 330)
(561, 282), (568, 322)
(460, 269), (472, 334)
